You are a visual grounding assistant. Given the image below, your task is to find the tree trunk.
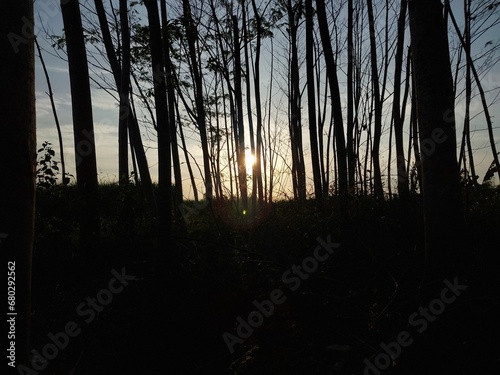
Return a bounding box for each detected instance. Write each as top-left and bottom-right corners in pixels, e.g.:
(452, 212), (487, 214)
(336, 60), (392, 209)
(306, 0), (323, 201)
(1, 0), (35, 367)
(366, 0), (384, 200)
(316, 0), (348, 212)
(347, 0), (355, 192)
(287, 0), (306, 201)
(183, 0), (213, 201)
(251, 0), (265, 206)
(145, 0), (172, 237)
(61, 0), (100, 253)
(35, 37), (67, 185)
(94, 0), (156, 216)
(160, 0), (183, 222)
(393, 0), (409, 198)
(118, 0), (130, 185)
(446, 0), (500, 184)
(232, 14), (249, 208)
(409, 0), (469, 278)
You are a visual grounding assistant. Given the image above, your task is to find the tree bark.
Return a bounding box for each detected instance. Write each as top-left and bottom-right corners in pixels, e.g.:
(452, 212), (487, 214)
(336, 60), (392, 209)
(145, 0), (172, 237)
(61, 0), (100, 252)
(409, 0), (469, 278)
(1, 0), (35, 367)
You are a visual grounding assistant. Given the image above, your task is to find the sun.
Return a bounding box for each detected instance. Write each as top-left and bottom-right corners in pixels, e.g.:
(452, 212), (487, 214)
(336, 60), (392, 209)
(245, 149), (255, 175)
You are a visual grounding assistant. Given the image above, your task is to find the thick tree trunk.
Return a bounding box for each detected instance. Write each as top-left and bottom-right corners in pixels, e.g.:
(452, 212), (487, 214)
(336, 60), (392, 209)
(61, 0), (100, 253)
(145, 0), (172, 237)
(409, 0), (469, 278)
(1, 1), (35, 367)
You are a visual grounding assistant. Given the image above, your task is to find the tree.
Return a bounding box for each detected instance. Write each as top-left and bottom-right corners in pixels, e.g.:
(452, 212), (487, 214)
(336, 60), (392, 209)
(61, 0), (100, 253)
(285, 0), (306, 201)
(392, 0), (410, 199)
(1, 0), (36, 367)
(232, 14), (249, 208)
(316, 0), (348, 210)
(118, 0), (130, 185)
(144, 0), (172, 237)
(366, 0), (384, 200)
(408, 0), (469, 278)
(346, 0), (355, 192)
(93, 0), (156, 216)
(251, 0), (266, 205)
(305, 0), (323, 201)
(182, 0), (213, 201)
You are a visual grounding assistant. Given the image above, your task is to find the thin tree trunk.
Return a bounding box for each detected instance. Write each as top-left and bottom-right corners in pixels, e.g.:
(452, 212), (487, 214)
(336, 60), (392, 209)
(233, 14), (248, 208)
(242, 3), (257, 207)
(306, 0), (323, 201)
(446, 0), (500, 183)
(366, 0), (384, 199)
(176, 96), (199, 202)
(94, 0), (156, 215)
(316, 0), (348, 211)
(160, 0), (183, 221)
(183, 0), (213, 201)
(118, 0), (130, 185)
(35, 36), (67, 185)
(393, 0), (410, 198)
(251, 0), (265, 205)
(347, 0), (355, 192)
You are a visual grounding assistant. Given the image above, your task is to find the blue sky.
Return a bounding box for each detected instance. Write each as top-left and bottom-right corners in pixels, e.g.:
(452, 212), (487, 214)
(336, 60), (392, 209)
(33, 0), (500, 197)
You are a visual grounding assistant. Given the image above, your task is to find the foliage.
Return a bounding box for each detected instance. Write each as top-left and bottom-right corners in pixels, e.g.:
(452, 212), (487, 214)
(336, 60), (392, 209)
(36, 141), (59, 188)
(36, 141), (72, 188)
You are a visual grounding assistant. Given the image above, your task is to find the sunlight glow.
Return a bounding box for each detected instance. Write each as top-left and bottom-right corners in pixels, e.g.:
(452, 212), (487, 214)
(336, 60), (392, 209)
(245, 149), (255, 175)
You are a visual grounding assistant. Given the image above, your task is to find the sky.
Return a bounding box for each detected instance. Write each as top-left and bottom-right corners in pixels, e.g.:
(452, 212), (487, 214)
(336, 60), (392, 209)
(33, 0), (500, 199)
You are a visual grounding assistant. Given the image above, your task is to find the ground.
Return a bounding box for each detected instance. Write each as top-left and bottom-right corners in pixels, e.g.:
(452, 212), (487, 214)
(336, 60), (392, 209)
(29, 185), (500, 374)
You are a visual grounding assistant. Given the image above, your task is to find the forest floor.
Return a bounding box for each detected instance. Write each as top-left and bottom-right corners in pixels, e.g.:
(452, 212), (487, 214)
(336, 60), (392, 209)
(30, 184), (500, 375)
